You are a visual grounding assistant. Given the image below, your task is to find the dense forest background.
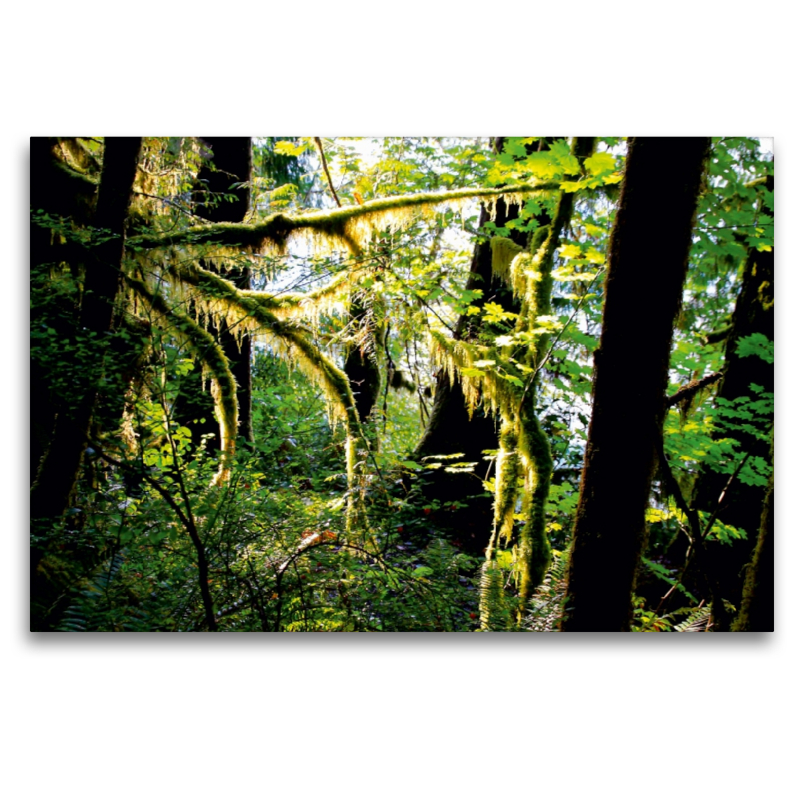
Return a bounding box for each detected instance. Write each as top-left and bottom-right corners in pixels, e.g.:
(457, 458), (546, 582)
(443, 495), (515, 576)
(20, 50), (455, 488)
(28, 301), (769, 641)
(10, 6), (798, 798)
(30, 134), (773, 632)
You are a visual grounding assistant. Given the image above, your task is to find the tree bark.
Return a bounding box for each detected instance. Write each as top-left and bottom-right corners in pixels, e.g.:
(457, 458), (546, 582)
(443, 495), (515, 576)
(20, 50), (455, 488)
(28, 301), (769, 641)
(732, 434), (774, 631)
(412, 190), (530, 554)
(692, 177), (774, 628)
(561, 137), (710, 632)
(30, 137), (142, 523)
(343, 297), (382, 423)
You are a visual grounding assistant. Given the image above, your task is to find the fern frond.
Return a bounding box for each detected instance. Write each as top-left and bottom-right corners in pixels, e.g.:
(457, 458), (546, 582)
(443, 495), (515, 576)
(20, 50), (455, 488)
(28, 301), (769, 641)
(673, 606), (713, 633)
(56, 551), (127, 632)
(478, 560), (512, 631)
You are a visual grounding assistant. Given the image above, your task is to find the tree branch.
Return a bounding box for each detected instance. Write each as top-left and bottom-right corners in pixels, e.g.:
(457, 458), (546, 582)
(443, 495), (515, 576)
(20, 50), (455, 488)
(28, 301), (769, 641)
(666, 370), (723, 408)
(90, 441), (218, 630)
(314, 137), (342, 208)
(127, 184), (559, 252)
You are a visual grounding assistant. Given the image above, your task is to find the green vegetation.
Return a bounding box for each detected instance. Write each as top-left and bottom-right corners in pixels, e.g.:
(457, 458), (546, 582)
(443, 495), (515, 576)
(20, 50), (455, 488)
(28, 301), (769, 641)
(30, 136), (773, 632)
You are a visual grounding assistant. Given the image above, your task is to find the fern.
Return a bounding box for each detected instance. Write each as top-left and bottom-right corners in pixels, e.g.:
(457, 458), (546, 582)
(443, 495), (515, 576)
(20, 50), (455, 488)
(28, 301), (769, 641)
(672, 606), (713, 633)
(57, 551), (127, 632)
(478, 561), (512, 631)
(521, 549), (569, 632)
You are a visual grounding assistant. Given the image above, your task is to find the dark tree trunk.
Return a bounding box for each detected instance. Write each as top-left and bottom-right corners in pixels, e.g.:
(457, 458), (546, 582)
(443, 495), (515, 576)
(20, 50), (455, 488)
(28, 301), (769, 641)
(692, 178), (774, 628)
(175, 137), (254, 446)
(343, 297), (381, 423)
(412, 185), (532, 554)
(732, 435), (774, 631)
(411, 137), (592, 556)
(193, 137), (252, 223)
(561, 137), (710, 632)
(30, 139), (100, 482)
(30, 137), (142, 523)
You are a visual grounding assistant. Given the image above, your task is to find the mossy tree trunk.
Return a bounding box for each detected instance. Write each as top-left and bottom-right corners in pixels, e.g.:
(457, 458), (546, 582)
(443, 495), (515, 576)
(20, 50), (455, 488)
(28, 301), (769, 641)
(692, 178), (774, 629)
(560, 137), (710, 632)
(412, 139), (532, 554)
(30, 137), (143, 524)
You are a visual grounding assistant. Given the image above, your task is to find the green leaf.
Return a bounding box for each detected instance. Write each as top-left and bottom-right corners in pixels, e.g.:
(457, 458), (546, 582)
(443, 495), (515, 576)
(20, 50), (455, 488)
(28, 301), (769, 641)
(735, 333), (773, 364)
(274, 140), (309, 157)
(584, 152), (616, 175)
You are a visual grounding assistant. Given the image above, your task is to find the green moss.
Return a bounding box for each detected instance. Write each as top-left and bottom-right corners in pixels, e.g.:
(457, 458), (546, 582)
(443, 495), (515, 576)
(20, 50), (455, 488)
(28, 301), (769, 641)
(490, 236), (524, 282)
(128, 184), (558, 255)
(516, 403), (553, 605)
(157, 262), (369, 529)
(493, 418), (520, 547)
(125, 275), (238, 486)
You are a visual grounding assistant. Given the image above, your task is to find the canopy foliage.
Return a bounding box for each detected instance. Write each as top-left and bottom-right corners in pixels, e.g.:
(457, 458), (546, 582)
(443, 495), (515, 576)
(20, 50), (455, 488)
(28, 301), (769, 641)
(30, 136), (774, 632)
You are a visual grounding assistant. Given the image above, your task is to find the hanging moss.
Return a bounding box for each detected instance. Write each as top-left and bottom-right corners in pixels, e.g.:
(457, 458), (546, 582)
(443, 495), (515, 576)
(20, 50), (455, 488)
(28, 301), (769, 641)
(433, 139), (596, 619)
(147, 261), (370, 528)
(125, 275), (238, 486)
(128, 184), (556, 256)
(166, 263), (360, 430)
(490, 236), (524, 282)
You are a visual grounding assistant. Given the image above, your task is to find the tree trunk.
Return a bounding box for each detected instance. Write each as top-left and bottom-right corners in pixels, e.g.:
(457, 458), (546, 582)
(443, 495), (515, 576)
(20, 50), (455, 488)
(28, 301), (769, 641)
(692, 177), (774, 628)
(561, 137), (710, 632)
(175, 137), (254, 446)
(412, 188), (531, 554)
(732, 433), (774, 631)
(30, 137), (142, 523)
(30, 139), (100, 483)
(343, 296), (382, 423)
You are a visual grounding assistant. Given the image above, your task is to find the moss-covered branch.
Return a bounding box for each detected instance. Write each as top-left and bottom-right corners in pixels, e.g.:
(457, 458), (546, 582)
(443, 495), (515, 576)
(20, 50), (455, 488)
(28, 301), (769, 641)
(128, 184), (559, 255)
(158, 262), (368, 526)
(125, 275), (238, 487)
(493, 419), (521, 547)
(666, 370), (723, 408)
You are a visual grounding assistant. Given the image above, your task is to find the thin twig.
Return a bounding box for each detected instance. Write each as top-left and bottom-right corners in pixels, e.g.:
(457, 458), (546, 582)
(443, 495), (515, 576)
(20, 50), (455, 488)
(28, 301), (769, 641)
(517, 267), (605, 413)
(314, 137), (342, 208)
(89, 437), (218, 631)
(700, 452), (750, 540)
